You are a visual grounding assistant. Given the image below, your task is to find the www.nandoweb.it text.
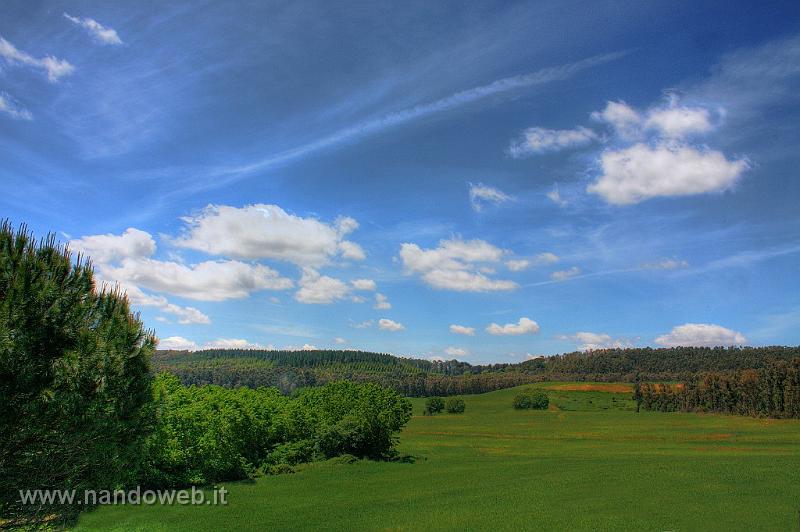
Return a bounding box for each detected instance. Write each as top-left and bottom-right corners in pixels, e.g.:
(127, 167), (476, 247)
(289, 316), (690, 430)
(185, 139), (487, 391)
(18, 486), (228, 506)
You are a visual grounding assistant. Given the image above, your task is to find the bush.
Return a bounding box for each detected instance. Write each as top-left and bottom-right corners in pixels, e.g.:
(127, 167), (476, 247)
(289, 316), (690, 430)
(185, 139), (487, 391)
(445, 397), (466, 413)
(0, 222), (155, 528)
(513, 391), (549, 410)
(141, 379), (413, 488)
(424, 396), (445, 415)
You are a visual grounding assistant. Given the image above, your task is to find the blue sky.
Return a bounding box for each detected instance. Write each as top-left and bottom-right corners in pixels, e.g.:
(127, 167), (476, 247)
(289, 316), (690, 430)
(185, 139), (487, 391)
(2, 1), (799, 362)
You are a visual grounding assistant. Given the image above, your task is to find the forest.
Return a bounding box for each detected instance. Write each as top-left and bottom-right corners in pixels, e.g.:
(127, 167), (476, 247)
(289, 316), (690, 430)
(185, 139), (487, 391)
(154, 345), (800, 396)
(637, 357), (800, 418)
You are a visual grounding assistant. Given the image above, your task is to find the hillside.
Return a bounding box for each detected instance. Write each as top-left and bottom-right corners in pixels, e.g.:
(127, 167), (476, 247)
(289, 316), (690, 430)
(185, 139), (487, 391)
(153, 346), (800, 396)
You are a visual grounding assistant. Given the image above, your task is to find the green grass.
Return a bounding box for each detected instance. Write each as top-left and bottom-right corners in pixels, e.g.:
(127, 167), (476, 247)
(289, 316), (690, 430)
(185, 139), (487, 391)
(75, 383), (800, 531)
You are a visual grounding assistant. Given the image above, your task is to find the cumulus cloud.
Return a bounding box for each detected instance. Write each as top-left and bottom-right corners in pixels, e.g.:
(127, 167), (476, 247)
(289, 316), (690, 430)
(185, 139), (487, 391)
(399, 238), (517, 292)
(71, 228), (293, 303)
(70, 228), (156, 264)
(0, 37), (74, 82)
(444, 346), (469, 357)
(449, 324), (476, 336)
(106, 258), (292, 301)
(334, 337), (347, 344)
(378, 318), (405, 332)
(505, 259), (530, 272)
(63, 13), (123, 45)
(468, 182), (514, 212)
(550, 267), (581, 281)
(158, 336), (274, 351)
(564, 332), (633, 351)
(507, 252), (560, 271)
(655, 323), (747, 347)
(294, 268), (350, 304)
(351, 279), (377, 291)
(0, 92), (32, 121)
(588, 143), (748, 205)
(486, 317), (540, 336)
(507, 126), (598, 157)
(174, 204), (365, 267)
(373, 293), (391, 310)
(585, 96), (748, 204)
(123, 285), (210, 325)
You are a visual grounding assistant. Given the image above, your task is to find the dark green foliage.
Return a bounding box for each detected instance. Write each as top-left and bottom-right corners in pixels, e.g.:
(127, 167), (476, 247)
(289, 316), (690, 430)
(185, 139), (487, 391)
(140, 376), (412, 488)
(152, 345), (800, 398)
(513, 391), (549, 410)
(445, 397), (465, 413)
(639, 358), (800, 418)
(0, 222), (155, 528)
(424, 396), (445, 415)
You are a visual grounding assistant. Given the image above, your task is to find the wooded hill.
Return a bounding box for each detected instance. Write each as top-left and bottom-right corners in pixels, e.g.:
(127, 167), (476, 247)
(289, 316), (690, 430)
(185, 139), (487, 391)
(153, 346), (800, 396)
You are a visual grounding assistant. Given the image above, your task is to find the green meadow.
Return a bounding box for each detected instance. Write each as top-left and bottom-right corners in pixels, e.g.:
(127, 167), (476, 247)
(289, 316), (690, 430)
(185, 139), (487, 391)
(75, 383), (800, 531)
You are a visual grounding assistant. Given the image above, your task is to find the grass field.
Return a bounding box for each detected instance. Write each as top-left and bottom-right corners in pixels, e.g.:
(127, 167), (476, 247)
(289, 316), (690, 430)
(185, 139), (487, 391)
(75, 383), (800, 531)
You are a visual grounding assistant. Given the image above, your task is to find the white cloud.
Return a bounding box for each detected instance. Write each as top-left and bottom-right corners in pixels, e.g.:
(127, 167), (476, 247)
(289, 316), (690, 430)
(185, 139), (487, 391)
(294, 268), (350, 304)
(126, 286), (210, 325)
(338, 240), (366, 260)
(507, 252), (559, 271)
(641, 259), (689, 270)
(378, 318), (405, 332)
(0, 92), (32, 121)
(550, 267), (581, 281)
(351, 279), (377, 291)
(373, 293), (391, 310)
(508, 126), (597, 157)
(645, 105), (712, 138)
(588, 143), (748, 205)
(444, 346), (469, 357)
(505, 259), (530, 271)
(399, 238), (517, 292)
(71, 228), (293, 302)
(334, 337), (347, 344)
(70, 228), (156, 264)
(174, 204), (364, 267)
(486, 317), (540, 336)
(655, 323), (747, 347)
(158, 336), (198, 350)
(63, 13), (122, 45)
(351, 319), (374, 329)
(449, 324), (475, 336)
(591, 101), (642, 140)
(0, 37), (74, 82)
(468, 182), (514, 212)
(547, 186), (568, 207)
(107, 258), (292, 301)
(565, 332), (632, 351)
(533, 252), (560, 265)
(158, 336), (272, 351)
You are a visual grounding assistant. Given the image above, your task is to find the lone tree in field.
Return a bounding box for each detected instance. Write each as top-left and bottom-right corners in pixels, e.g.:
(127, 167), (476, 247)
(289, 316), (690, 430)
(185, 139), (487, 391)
(445, 397), (466, 414)
(424, 396), (445, 415)
(0, 222), (155, 528)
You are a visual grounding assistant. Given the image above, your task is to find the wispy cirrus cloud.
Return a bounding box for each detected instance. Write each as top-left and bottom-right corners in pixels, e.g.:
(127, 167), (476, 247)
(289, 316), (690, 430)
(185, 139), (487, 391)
(0, 37), (74, 82)
(177, 51), (627, 187)
(0, 92), (32, 121)
(64, 13), (123, 45)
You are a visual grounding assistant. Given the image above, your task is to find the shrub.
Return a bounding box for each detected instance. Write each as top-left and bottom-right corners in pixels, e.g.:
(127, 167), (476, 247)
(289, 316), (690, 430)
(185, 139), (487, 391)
(513, 391), (549, 410)
(424, 396), (445, 415)
(445, 397), (466, 413)
(0, 222), (155, 527)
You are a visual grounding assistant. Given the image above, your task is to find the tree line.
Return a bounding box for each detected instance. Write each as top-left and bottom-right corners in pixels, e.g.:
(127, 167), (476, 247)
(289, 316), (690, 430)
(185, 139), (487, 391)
(636, 358), (800, 418)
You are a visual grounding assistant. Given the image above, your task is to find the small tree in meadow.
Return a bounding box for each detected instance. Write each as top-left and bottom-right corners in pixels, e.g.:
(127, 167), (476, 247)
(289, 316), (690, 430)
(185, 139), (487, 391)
(424, 396), (445, 415)
(513, 391), (549, 410)
(445, 397), (465, 414)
